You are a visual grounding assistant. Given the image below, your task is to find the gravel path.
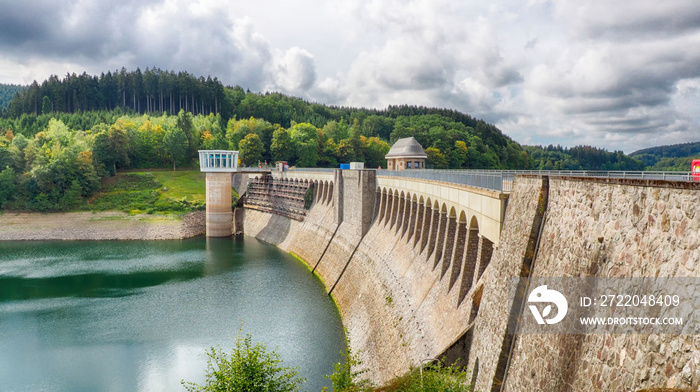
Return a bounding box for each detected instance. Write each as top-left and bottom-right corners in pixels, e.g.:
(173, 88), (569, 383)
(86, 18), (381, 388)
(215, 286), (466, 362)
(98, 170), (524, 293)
(0, 211), (206, 240)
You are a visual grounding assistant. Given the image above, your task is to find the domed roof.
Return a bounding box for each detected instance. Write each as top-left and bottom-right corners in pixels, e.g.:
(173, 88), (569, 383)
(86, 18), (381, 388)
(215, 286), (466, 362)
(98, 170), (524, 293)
(385, 137), (427, 158)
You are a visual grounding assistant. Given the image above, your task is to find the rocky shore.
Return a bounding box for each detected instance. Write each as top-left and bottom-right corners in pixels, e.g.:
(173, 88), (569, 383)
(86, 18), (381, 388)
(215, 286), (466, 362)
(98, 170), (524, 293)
(0, 211), (206, 241)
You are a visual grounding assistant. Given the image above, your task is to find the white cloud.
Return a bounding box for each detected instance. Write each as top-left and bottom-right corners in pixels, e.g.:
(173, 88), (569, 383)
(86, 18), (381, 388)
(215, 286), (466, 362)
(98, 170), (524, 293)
(266, 47), (317, 95)
(0, 0), (699, 152)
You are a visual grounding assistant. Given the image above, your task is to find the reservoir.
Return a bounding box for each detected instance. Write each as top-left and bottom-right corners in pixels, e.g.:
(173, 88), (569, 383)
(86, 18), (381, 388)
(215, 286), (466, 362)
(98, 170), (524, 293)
(0, 237), (345, 392)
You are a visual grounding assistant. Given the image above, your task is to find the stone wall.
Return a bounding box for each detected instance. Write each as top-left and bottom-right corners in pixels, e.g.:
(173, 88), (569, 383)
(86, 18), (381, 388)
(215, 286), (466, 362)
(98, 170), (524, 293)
(243, 169), (502, 384)
(464, 176), (548, 392)
(242, 172), (700, 390)
(499, 177), (700, 392)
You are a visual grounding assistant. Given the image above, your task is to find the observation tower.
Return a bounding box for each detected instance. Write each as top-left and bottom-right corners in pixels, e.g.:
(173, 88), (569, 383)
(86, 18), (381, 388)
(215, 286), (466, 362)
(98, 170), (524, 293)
(198, 150), (239, 237)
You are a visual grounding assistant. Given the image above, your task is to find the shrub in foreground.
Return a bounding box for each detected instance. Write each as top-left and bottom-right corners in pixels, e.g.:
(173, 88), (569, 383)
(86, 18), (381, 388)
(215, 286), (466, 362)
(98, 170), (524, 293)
(182, 333), (305, 392)
(324, 334), (373, 392)
(377, 360), (474, 392)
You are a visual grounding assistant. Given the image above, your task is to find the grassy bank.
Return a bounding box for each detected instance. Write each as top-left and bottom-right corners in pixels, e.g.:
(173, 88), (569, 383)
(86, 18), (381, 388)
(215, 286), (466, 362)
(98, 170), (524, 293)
(86, 170), (209, 215)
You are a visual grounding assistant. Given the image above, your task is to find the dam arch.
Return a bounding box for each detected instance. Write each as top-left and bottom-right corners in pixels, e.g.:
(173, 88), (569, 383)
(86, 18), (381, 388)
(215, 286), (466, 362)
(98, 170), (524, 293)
(448, 210), (469, 292)
(240, 169), (509, 385)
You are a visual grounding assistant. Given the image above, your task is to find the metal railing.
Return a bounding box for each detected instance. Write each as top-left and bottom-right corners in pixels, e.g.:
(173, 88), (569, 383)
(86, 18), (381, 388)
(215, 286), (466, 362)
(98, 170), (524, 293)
(234, 166), (276, 173)
(287, 167), (336, 173)
(455, 170), (694, 182)
(274, 168), (698, 193)
(378, 170), (513, 192)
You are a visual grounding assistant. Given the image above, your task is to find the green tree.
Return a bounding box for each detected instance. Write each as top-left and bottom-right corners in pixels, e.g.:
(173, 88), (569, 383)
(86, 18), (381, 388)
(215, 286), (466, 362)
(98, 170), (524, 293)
(271, 127), (293, 162)
(363, 137), (390, 169)
(336, 139), (355, 163)
(76, 150), (100, 196)
(196, 114), (227, 151)
(58, 179), (82, 211)
(349, 118), (363, 161)
(452, 140), (468, 169)
(289, 123), (318, 167)
(92, 119), (133, 175)
(239, 133), (265, 166)
(176, 109), (197, 159)
(0, 166), (16, 208)
(92, 129), (116, 176)
(320, 138), (339, 168)
(226, 118), (242, 150)
(163, 126), (188, 170)
(323, 120), (349, 142)
(426, 147), (448, 169)
(182, 333), (305, 392)
(41, 96), (51, 115)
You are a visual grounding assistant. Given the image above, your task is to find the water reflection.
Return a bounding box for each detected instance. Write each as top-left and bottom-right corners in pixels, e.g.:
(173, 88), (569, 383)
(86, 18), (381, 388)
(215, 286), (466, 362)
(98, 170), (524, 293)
(0, 237), (344, 392)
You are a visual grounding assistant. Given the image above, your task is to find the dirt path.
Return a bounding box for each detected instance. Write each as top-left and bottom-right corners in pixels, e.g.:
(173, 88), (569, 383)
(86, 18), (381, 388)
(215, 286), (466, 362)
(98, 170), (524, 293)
(0, 211), (205, 240)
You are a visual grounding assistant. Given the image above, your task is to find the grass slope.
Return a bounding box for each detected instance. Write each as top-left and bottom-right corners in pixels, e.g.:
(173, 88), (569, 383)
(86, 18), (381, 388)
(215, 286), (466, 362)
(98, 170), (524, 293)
(88, 171), (207, 214)
(150, 171), (206, 203)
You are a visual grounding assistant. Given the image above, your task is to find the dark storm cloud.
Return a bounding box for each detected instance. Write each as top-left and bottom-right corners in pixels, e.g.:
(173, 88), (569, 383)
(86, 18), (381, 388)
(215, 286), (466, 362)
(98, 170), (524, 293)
(0, 0), (317, 94)
(517, 0), (700, 150)
(1, 0), (699, 152)
(0, 0), (155, 60)
(0, 1), (55, 43)
(558, 0), (700, 40)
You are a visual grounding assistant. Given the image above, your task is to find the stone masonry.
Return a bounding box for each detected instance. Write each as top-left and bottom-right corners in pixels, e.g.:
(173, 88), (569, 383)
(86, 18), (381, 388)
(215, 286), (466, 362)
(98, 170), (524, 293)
(239, 171), (700, 390)
(500, 177), (700, 392)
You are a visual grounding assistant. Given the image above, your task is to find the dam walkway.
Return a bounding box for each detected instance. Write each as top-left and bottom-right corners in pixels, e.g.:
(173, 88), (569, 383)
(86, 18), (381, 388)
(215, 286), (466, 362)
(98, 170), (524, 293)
(290, 168), (697, 193)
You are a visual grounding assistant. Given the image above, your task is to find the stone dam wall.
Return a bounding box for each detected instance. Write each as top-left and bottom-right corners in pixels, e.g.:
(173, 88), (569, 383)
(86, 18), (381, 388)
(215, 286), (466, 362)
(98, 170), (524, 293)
(242, 169), (498, 383)
(487, 177), (700, 392)
(239, 171), (700, 390)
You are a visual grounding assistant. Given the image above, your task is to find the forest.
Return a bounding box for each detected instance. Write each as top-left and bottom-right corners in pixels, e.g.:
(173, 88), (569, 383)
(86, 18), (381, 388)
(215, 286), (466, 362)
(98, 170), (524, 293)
(630, 142), (700, 171)
(0, 108), (505, 211)
(0, 84), (23, 111)
(0, 68), (656, 211)
(523, 145), (646, 171)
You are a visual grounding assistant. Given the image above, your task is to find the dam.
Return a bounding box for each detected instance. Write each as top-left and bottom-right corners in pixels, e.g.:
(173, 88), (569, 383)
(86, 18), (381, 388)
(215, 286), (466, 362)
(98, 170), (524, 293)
(199, 150), (700, 391)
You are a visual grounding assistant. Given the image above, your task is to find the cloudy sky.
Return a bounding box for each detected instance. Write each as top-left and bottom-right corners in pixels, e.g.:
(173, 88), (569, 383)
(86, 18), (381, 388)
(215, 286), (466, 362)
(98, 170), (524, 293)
(1, 0), (699, 152)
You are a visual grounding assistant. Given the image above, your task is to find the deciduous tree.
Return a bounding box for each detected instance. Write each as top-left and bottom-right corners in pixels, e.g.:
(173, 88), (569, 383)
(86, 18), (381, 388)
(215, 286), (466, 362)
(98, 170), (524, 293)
(163, 127), (188, 170)
(238, 133), (265, 166)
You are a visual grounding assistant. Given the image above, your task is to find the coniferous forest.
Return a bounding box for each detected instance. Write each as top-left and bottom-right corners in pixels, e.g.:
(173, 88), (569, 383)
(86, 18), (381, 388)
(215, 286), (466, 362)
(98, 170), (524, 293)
(0, 84), (23, 111)
(0, 68), (654, 211)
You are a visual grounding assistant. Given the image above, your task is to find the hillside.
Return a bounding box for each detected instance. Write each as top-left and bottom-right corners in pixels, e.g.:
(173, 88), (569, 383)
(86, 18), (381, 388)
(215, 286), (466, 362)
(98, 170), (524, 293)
(523, 144), (645, 171)
(0, 69), (531, 171)
(630, 141), (700, 171)
(0, 67), (665, 200)
(0, 68), (537, 212)
(0, 84), (24, 111)
(2, 68), (517, 151)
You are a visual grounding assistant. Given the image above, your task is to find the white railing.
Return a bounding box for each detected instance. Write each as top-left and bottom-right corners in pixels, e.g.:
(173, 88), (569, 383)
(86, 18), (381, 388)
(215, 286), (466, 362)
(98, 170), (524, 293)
(198, 150), (239, 172)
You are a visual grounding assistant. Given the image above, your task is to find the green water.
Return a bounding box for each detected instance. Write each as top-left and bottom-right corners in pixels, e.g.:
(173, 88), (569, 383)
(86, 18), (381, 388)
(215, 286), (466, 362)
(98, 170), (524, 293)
(0, 237), (345, 392)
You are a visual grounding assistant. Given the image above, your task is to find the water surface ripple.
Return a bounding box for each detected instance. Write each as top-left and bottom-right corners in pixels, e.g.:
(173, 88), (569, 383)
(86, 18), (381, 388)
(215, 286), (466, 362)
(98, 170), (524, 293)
(0, 237), (345, 392)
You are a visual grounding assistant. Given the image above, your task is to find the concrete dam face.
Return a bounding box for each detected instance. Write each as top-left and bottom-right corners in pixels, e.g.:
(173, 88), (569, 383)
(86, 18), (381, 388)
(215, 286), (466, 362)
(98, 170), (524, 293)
(234, 169), (700, 391)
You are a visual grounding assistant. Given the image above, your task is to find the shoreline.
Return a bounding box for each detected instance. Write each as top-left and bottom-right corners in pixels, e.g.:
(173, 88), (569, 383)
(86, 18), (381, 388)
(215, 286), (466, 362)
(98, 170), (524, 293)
(0, 211), (206, 241)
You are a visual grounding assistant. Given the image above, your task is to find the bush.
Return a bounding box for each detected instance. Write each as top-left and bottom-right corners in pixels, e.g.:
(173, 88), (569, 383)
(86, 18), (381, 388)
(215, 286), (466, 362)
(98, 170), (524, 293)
(88, 190), (160, 212)
(378, 360), (474, 392)
(182, 333), (305, 392)
(324, 334), (373, 392)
